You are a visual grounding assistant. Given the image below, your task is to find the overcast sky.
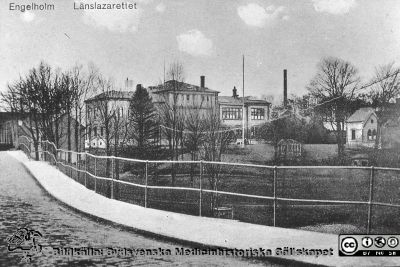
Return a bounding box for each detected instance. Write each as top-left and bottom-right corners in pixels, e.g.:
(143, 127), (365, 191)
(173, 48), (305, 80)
(1, 0), (399, 100)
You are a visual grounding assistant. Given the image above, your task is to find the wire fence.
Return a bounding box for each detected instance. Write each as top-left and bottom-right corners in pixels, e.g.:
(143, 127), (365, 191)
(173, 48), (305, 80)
(17, 135), (400, 234)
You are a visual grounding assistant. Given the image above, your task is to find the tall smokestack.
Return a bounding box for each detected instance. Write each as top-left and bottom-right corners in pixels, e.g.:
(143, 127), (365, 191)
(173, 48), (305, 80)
(283, 69), (287, 108)
(200, 76), (205, 88)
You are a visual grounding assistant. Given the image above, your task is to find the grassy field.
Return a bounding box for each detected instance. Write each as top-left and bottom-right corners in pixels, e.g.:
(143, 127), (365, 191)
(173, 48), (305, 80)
(219, 143), (338, 164)
(54, 154), (400, 235)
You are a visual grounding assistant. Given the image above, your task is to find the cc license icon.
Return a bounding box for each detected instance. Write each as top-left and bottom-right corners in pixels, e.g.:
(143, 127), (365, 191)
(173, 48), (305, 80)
(341, 237), (358, 254)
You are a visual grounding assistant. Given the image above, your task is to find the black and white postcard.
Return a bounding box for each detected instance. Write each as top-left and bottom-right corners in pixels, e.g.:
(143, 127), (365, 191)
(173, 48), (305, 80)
(1, 0), (400, 266)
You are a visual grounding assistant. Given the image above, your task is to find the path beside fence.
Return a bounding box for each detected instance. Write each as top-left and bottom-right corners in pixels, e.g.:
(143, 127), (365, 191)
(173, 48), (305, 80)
(8, 150), (400, 267)
(17, 136), (400, 234)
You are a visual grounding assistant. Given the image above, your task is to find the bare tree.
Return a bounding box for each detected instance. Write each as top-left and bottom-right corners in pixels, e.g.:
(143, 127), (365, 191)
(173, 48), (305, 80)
(0, 62), (68, 160)
(167, 61), (185, 161)
(200, 110), (235, 214)
(111, 100), (131, 199)
(183, 101), (206, 184)
(0, 80), (39, 155)
(307, 57), (360, 158)
(87, 75), (132, 179)
(88, 75), (116, 175)
(69, 64), (97, 153)
(159, 61), (185, 185)
(368, 63), (400, 148)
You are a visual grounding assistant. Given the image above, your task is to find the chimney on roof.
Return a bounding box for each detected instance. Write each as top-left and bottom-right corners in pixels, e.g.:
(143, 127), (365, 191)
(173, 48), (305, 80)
(283, 69), (288, 108)
(125, 78), (133, 89)
(200, 75), (205, 88)
(232, 86), (238, 98)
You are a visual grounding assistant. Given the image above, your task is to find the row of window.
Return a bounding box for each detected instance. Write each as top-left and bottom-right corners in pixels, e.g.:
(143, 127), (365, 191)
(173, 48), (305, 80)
(350, 129), (377, 140)
(251, 108), (265, 120)
(222, 107), (242, 120)
(88, 107), (128, 120)
(221, 107), (266, 120)
(87, 126), (104, 139)
(178, 94), (212, 103)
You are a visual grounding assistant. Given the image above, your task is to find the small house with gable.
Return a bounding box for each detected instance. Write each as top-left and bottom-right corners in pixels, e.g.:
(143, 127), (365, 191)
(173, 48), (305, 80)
(346, 107), (378, 147)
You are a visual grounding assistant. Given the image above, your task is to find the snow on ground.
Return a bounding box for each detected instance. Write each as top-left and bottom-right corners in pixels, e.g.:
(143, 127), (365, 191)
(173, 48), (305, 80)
(7, 150), (400, 266)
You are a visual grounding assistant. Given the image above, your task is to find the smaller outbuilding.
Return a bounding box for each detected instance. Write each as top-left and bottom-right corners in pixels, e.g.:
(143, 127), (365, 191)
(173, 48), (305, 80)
(346, 107), (377, 147)
(351, 153), (370, 166)
(277, 139), (303, 160)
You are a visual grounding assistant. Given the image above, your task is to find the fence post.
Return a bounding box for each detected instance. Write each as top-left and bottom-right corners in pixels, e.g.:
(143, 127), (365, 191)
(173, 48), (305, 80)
(28, 139), (31, 159)
(84, 153), (87, 188)
(273, 166), (277, 227)
(199, 161), (203, 217)
(39, 141), (42, 161)
(77, 153), (80, 181)
(111, 157), (114, 199)
(367, 166), (375, 234)
(94, 157), (97, 193)
(145, 160), (148, 208)
(70, 152), (72, 178)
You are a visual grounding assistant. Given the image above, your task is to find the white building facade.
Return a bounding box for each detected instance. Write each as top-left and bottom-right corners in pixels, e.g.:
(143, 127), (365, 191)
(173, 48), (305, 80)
(346, 107), (378, 147)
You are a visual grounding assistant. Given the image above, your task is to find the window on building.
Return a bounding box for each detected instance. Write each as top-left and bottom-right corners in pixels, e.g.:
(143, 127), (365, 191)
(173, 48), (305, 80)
(207, 96), (209, 102)
(251, 108), (265, 120)
(371, 119), (374, 124)
(93, 109), (96, 119)
(222, 107), (242, 120)
(351, 130), (356, 140)
(251, 126), (259, 138)
(367, 129), (372, 140)
(94, 127), (97, 137)
(372, 129), (377, 140)
(187, 95), (190, 101)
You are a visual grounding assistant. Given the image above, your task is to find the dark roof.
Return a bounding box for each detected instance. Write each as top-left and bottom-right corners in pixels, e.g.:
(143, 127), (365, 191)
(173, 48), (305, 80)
(85, 90), (134, 103)
(218, 96), (270, 106)
(149, 80), (219, 94)
(347, 107), (376, 123)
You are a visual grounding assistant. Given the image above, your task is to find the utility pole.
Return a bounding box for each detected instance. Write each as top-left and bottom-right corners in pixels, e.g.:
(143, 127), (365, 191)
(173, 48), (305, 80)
(242, 55), (245, 148)
(163, 59), (166, 86)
